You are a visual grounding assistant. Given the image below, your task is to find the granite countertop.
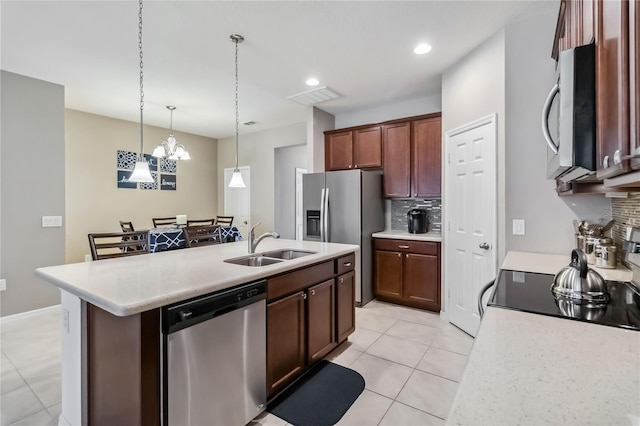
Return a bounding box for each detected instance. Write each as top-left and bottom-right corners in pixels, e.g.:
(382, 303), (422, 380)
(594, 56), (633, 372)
(372, 230), (442, 242)
(35, 239), (358, 317)
(446, 251), (640, 425)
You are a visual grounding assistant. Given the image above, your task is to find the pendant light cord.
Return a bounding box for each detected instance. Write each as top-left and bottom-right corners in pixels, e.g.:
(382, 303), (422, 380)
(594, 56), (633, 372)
(234, 36), (239, 171)
(138, 0), (145, 160)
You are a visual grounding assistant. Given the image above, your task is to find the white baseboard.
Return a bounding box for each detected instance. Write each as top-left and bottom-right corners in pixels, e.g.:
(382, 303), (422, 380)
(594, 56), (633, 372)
(1, 304), (61, 324)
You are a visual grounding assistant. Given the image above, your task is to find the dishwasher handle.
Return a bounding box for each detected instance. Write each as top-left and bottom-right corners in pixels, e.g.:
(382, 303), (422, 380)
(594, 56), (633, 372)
(163, 280), (266, 334)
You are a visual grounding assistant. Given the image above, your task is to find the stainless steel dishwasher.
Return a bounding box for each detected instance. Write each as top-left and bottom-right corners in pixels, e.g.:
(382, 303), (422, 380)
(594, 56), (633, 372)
(162, 280), (266, 425)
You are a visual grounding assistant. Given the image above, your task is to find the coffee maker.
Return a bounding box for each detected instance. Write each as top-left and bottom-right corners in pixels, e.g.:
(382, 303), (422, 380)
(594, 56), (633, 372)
(407, 209), (428, 233)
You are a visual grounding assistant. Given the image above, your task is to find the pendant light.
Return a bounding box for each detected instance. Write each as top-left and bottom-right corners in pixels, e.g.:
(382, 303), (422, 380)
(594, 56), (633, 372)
(228, 34), (246, 188)
(129, 0), (154, 183)
(152, 106), (191, 160)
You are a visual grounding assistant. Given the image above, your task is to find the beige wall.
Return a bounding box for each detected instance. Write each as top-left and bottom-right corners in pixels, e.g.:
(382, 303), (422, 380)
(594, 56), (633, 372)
(1, 71), (65, 317)
(65, 109), (218, 263)
(217, 122), (306, 235)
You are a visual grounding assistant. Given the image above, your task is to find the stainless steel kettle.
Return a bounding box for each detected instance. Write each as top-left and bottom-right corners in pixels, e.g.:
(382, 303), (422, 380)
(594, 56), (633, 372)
(551, 249), (610, 304)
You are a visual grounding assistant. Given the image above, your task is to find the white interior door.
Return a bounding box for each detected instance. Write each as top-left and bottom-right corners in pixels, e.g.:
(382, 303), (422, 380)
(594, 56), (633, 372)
(444, 114), (497, 337)
(224, 167), (251, 239)
(295, 168), (307, 240)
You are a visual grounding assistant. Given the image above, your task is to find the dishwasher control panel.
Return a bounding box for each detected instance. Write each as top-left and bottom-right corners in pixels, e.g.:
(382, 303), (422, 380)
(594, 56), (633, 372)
(162, 280), (266, 334)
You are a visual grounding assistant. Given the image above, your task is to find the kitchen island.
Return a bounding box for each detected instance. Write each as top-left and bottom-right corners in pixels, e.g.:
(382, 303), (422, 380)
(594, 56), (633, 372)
(36, 238), (358, 426)
(446, 251), (640, 425)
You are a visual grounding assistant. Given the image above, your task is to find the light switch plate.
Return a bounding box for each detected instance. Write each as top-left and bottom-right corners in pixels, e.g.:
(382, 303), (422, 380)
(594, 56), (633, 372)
(0, 279), (5, 291)
(42, 216), (63, 227)
(513, 219), (525, 236)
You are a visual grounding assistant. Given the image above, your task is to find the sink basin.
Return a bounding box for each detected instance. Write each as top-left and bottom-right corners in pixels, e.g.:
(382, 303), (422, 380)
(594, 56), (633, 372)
(261, 249), (317, 260)
(224, 249), (317, 266)
(224, 255), (285, 267)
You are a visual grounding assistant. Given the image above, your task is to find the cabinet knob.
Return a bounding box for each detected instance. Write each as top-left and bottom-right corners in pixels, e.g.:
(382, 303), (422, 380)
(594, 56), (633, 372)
(397, 253), (401, 257)
(348, 165), (352, 169)
(405, 254), (409, 258)
(339, 278), (344, 283)
(302, 293), (307, 300)
(355, 164), (358, 168)
(614, 150), (622, 165)
(310, 289), (316, 296)
(603, 155), (609, 168)
(414, 193), (417, 197)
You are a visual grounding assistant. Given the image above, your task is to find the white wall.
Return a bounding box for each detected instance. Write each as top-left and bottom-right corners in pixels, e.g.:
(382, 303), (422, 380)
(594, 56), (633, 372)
(308, 107), (335, 173)
(1, 71), (65, 316)
(217, 122), (306, 235)
(274, 145), (307, 239)
(335, 94), (442, 129)
(65, 109), (218, 263)
(442, 29), (507, 263)
(504, 12), (611, 254)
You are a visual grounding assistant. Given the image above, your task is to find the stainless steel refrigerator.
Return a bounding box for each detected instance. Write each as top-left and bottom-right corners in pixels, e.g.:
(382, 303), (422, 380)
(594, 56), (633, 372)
(303, 169), (384, 306)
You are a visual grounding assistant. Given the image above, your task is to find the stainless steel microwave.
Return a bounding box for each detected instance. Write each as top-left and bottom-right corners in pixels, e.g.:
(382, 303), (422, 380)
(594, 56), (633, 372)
(542, 43), (596, 182)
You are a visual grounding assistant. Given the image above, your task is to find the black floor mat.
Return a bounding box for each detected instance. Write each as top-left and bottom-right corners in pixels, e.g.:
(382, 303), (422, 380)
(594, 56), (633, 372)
(268, 360), (365, 426)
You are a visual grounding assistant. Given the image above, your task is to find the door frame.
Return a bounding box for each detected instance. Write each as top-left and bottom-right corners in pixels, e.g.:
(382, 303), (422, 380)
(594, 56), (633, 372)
(442, 113), (498, 323)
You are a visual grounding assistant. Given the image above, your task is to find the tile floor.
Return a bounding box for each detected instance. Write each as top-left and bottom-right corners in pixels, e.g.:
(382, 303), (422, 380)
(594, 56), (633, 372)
(0, 300), (474, 426)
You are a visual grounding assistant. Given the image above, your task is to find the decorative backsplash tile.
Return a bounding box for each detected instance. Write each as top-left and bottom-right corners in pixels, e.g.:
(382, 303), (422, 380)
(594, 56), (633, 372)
(611, 193), (640, 279)
(391, 198), (441, 233)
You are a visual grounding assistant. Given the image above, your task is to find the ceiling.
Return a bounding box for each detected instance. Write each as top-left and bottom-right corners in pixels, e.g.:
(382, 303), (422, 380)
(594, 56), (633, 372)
(1, 1), (557, 140)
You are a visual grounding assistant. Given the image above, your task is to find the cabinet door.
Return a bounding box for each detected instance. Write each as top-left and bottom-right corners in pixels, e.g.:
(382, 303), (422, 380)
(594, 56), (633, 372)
(374, 250), (403, 298)
(307, 279), (336, 364)
(353, 126), (382, 169)
(267, 291), (306, 397)
(403, 253), (441, 312)
(630, 0), (640, 169)
(382, 122), (411, 197)
(595, 0), (630, 179)
(325, 131), (353, 171)
(412, 117), (442, 197)
(336, 271), (355, 343)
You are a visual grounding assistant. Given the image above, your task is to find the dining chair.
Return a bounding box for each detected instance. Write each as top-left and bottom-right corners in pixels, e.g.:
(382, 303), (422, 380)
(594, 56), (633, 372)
(152, 217), (176, 227)
(186, 218), (216, 226)
(88, 231), (150, 260)
(184, 225), (223, 248)
(119, 221), (135, 232)
(215, 216), (234, 227)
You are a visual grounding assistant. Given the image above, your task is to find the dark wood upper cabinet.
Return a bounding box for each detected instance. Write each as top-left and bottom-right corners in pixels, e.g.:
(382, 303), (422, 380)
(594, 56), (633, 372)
(412, 117), (442, 198)
(325, 131), (353, 171)
(353, 126), (382, 169)
(630, 0), (640, 170)
(382, 122), (411, 197)
(595, 0), (630, 179)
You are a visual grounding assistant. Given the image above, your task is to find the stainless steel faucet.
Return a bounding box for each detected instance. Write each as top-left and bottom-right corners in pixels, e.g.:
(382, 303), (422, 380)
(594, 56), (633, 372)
(248, 223), (280, 253)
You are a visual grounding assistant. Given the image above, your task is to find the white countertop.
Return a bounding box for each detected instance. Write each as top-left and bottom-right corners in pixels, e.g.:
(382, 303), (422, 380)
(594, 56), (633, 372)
(36, 239), (358, 317)
(446, 251), (640, 425)
(372, 230), (442, 242)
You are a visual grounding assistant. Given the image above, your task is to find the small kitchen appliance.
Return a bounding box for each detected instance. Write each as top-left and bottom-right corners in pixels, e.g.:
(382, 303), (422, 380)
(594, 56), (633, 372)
(407, 209), (428, 234)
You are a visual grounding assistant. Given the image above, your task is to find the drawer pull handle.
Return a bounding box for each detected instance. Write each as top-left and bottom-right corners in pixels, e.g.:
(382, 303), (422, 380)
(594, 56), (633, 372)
(343, 262), (352, 267)
(398, 245), (410, 249)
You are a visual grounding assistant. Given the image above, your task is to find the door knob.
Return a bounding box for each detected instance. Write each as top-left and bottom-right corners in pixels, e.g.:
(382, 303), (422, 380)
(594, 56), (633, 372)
(479, 242), (490, 250)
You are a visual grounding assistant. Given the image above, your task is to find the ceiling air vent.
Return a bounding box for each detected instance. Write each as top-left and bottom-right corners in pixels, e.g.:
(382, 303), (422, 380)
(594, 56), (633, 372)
(287, 86), (342, 106)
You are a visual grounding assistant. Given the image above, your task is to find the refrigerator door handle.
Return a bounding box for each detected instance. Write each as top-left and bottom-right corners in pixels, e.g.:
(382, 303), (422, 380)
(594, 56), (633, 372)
(320, 188), (326, 242)
(324, 187), (330, 242)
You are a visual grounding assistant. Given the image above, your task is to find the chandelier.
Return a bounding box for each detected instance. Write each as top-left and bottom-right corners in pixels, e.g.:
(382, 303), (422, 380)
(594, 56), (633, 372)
(152, 106), (191, 160)
(228, 34), (246, 188)
(129, 0), (154, 183)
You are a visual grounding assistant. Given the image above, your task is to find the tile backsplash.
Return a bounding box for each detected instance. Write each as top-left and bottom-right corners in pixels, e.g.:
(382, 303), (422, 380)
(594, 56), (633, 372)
(391, 198), (441, 233)
(611, 193), (640, 281)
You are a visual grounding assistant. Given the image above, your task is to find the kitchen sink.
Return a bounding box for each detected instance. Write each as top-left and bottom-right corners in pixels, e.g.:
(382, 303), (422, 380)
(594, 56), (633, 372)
(224, 249), (317, 267)
(261, 249), (317, 260)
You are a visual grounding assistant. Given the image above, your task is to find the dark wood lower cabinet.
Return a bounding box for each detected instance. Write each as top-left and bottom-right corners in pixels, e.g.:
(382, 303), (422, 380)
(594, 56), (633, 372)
(336, 271), (356, 343)
(266, 291), (307, 397)
(374, 239), (441, 312)
(307, 279), (337, 364)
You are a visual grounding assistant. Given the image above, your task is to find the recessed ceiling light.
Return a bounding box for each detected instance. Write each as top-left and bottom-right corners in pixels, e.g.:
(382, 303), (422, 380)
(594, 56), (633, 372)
(306, 78), (320, 86)
(414, 43), (432, 55)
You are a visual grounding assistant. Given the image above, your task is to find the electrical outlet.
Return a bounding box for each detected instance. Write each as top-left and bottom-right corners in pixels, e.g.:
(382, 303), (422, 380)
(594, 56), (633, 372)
(0, 279), (5, 291)
(84, 254), (92, 262)
(513, 219), (525, 236)
(42, 216), (63, 228)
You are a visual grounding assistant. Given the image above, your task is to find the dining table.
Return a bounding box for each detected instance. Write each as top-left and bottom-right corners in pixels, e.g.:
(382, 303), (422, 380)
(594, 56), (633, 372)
(149, 226), (242, 253)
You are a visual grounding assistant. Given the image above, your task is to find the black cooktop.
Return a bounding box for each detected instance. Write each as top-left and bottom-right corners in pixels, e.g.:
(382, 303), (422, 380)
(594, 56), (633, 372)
(488, 269), (640, 331)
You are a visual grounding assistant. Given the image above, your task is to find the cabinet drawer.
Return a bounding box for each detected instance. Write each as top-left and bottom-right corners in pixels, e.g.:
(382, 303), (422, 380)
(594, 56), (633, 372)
(267, 260), (334, 301)
(335, 253), (355, 275)
(374, 238), (438, 255)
